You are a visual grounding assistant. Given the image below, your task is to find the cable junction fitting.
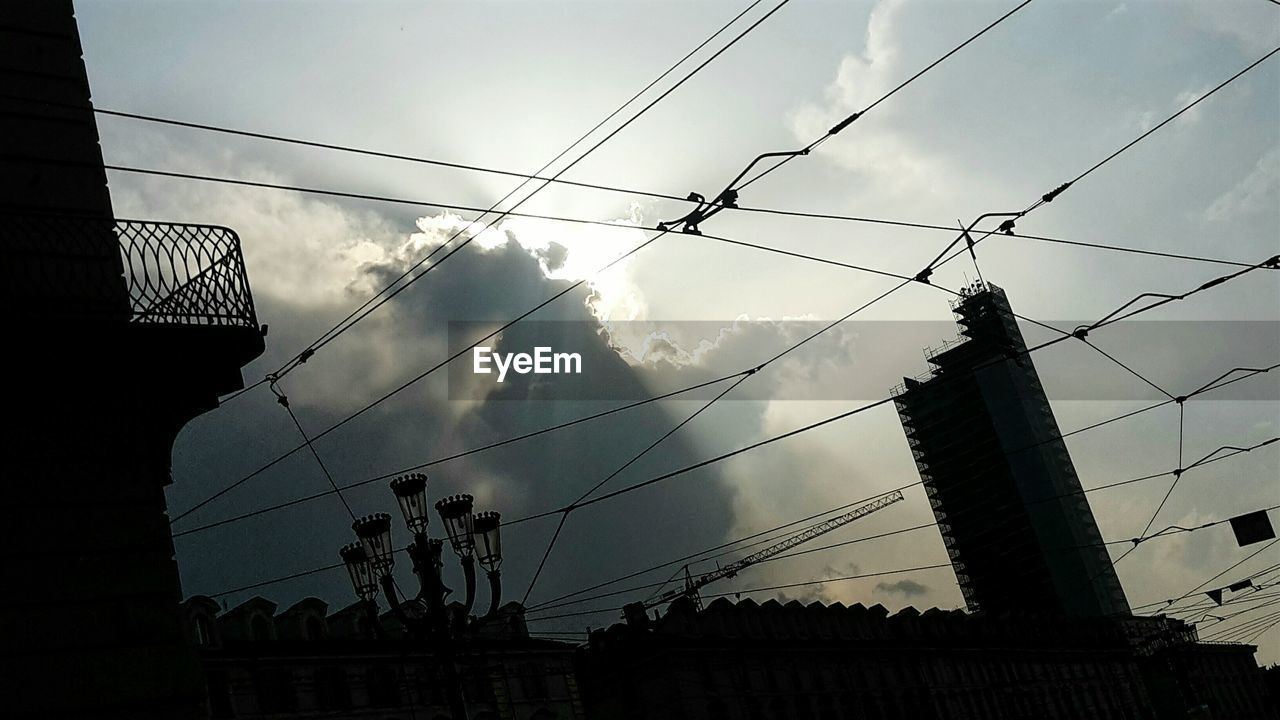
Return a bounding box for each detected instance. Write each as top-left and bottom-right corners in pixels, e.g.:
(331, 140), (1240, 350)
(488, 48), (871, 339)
(1040, 182), (1072, 204)
(268, 378), (289, 408)
(657, 149), (808, 234)
(828, 111), (862, 136)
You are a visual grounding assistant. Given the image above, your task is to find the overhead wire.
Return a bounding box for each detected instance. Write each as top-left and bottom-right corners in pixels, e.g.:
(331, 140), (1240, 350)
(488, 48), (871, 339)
(502, 257), (1277, 526)
(917, 44), (1280, 284)
(529, 504), (1279, 623)
(200, 354), (1277, 602)
(1148, 538), (1280, 616)
(732, 0), (1035, 192)
(526, 432), (1277, 616)
(162, 0), (1063, 531)
(129, 7), (1277, 613)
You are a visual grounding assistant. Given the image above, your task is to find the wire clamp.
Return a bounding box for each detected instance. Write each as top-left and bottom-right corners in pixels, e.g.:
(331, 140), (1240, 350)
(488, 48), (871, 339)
(828, 112), (861, 136)
(1071, 326), (1090, 340)
(268, 377), (289, 408)
(1040, 182), (1072, 204)
(913, 268), (933, 284)
(657, 192), (710, 235)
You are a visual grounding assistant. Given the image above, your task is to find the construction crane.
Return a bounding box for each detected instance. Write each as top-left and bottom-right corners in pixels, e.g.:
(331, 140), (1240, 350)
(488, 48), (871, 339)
(624, 490), (904, 621)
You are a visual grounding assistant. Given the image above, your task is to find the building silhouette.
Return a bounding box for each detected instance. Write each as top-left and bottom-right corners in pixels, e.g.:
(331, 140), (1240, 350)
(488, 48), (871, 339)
(179, 595), (583, 719)
(894, 282), (1129, 617)
(583, 597), (1275, 720)
(2, 1), (264, 716)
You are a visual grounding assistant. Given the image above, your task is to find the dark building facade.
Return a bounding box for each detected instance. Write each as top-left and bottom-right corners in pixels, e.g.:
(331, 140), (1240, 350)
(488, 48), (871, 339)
(2, 2), (264, 716)
(180, 596), (584, 719)
(894, 282), (1128, 617)
(582, 597), (1276, 720)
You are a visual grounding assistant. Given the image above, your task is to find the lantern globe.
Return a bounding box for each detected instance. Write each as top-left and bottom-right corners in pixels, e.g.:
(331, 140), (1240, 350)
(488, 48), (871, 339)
(435, 494), (476, 558)
(473, 511), (503, 572)
(339, 543), (379, 601)
(352, 513), (395, 577)
(390, 473), (430, 535)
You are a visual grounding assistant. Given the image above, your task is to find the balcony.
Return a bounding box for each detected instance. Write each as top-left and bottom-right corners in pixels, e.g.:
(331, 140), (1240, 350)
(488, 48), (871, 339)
(123, 219), (258, 328)
(6, 212), (264, 398)
(5, 212), (258, 329)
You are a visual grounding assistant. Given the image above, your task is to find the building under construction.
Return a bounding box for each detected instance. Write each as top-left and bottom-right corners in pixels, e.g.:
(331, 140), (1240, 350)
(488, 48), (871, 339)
(894, 282), (1129, 618)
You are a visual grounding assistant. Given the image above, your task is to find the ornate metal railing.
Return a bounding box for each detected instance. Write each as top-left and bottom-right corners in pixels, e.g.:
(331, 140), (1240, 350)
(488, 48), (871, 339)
(120, 219), (257, 327)
(4, 213), (258, 328)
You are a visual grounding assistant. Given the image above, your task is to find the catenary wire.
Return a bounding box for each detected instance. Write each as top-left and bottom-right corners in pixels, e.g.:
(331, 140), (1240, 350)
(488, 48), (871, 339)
(503, 258), (1277, 526)
(733, 0), (1034, 192)
(201, 353), (1277, 601)
(526, 433), (1277, 615)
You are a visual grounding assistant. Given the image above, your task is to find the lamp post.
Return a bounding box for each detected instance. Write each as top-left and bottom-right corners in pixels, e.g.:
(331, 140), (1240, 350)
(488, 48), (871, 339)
(338, 473), (504, 720)
(338, 542), (382, 638)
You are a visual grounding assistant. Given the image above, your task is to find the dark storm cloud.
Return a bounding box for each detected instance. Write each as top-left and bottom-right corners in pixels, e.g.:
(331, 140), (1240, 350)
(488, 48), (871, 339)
(875, 579), (930, 598)
(170, 233), (746, 612)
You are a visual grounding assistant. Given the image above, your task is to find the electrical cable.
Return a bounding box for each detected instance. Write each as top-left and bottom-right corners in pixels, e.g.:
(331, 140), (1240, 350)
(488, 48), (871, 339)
(732, 0), (1034, 193)
(503, 258), (1277, 526)
(1151, 538), (1280, 615)
(193, 348), (1278, 598)
(525, 563), (958, 623)
(170, 372), (747, 537)
(531, 453), (1278, 617)
(520, 374), (751, 604)
(169, 26), (1279, 608)
(917, 45), (1280, 285)
(264, 0), (797, 382)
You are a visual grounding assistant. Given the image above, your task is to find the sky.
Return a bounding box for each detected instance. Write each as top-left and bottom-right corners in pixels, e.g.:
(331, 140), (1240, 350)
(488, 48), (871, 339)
(74, 0), (1279, 662)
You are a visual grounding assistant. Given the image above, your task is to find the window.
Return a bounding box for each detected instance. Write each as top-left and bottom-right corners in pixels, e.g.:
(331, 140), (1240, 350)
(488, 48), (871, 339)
(314, 666), (352, 711)
(250, 615), (272, 643)
(520, 663), (549, 700)
(254, 668), (295, 713)
(194, 615), (214, 646)
(367, 666), (402, 708)
(206, 669), (234, 718)
(418, 666), (446, 706)
(305, 616), (326, 641)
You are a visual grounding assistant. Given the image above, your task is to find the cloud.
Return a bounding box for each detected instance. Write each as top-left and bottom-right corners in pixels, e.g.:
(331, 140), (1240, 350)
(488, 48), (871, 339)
(92, 0), (1280, 664)
(99, 139), (745, 612)
(1204, 146), (1280, 223)
(876, 578), (930, 598)
(1181, 1), (1280, 55)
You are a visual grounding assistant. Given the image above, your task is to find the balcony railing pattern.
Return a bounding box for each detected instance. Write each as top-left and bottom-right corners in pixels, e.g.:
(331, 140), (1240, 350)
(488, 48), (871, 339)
(121, 219), (257, 328)
(4, 213), (258, 329)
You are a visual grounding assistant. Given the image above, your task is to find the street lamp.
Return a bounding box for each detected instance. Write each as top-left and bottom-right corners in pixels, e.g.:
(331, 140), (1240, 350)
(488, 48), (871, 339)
(352, 513), (395, 578)
(339, 542), (378, 602)
(339, 542), (382, 639)
(337, 475), (506, 720)
(473, 511), (503, 617)
(436, 494), (477, 615)
(390, 472), (430, 534)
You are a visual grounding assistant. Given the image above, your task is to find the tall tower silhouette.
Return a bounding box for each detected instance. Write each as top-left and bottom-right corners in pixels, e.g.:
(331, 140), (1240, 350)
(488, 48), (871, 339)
(894, 282), (1129, 617)
(2, 2), (263, 716)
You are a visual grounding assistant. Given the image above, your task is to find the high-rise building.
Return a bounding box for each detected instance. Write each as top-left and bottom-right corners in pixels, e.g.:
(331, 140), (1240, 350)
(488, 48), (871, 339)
(894, 282), (1129, 617)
